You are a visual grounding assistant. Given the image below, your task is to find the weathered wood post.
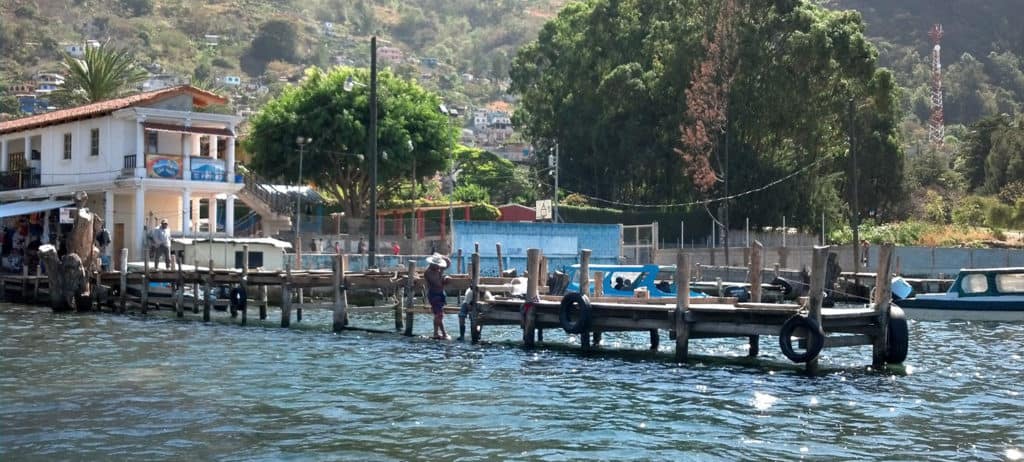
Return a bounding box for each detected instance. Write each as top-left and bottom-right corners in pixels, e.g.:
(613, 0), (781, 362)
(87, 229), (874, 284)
(332, 253), (348, 333)
(141, 248), (150, 314)
(872, 244), (894, 369)
(240, 244), (249, 325)
(470, 251), (482, 343)
(394, 262), (404, 331)
(259, 284), (268, 320)
(192, 260), (201, 314)
(538, 255), (549, 294)
(806, 245), (830, 374)
(674, 252), (692, 362)
(403, 260), (417, 336)
(119, 248), (128, 314)
(175, 255), (184, 318)
(457, 249), (463, 274)
(496, 242), (504, 274)
(524, 248), (540, 346)
(33, 264), (42, 301)
(203, 259), (213, 322)
(578, 249), (592, 349)
(592, 270), (604, 346)
(281, 260), (292, 328)
(747, 240), (763, 357)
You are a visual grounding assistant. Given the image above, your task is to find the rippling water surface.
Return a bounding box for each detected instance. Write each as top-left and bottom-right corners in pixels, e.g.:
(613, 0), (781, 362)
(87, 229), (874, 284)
(1, 303), (1022, 461)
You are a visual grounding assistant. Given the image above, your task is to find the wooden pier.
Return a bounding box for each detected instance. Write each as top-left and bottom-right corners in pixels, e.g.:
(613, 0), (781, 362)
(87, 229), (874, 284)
(1, 241), (909, 372)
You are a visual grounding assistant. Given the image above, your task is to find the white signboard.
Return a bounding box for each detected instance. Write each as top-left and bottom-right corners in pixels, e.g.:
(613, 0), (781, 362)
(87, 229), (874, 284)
(535, 200), (552, 220)
(59, 207), (76, 224)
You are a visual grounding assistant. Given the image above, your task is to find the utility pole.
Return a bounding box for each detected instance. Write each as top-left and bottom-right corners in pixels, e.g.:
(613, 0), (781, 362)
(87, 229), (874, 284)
(368, 36), (378, 269)
(849, 98), (860, 275)
(553, 143), (559, 223)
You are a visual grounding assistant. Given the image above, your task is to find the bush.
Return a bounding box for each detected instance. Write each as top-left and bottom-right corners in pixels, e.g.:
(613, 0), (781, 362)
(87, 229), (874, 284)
(211, 57), (234, 69)
(121, 0), (154, 16)
(952, 196), (987, 226)
(985, 202), (1015, 228)
(923, 190), (949, 224)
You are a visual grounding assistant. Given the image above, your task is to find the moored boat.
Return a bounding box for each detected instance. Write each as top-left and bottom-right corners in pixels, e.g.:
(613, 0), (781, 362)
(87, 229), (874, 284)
(893, 267), (1024, 322)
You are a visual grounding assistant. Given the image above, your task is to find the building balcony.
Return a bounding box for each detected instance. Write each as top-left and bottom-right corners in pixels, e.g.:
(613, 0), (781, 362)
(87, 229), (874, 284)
(0, 168), (40, 191)
(121, 153), (237, 183)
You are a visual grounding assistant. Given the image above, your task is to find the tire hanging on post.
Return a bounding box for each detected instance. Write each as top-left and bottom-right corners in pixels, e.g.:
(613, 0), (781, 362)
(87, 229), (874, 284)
(885, 305), (909, 364)
(779, 314), (825, 363)
(559, 292), (592, 334)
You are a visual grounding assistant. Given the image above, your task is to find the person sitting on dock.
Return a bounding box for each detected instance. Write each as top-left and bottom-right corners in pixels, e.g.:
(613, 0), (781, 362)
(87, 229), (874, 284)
(151, 219), (171, 269)
(425, 253), (452, 339)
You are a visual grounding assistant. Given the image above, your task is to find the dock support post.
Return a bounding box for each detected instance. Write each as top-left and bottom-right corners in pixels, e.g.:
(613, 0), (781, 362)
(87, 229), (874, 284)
(456, 249), (463, 274)
(259, 284), (268, 320)
(578, 249), (592, 349)
(806, 245), (830, 374)
(119, 249), (128, 314)
(403, 260), (417, 336)
(141, 249), (149, 314)
(175, 255), (184, 318)
(333, 253), (348, 333)
(872, 244), (894, 369)
(538, 255), (548, 294)
(524, 248), (540, 346)
(281, 261), (292, 327)
(240, 245), (249, 325)
(33, 264), (41, 301)
(203, 259), (212, 322)
(496, 242), (504, 274)
(470, 252), (482, 343)
(675, 253), (692, 362)
(592, 270), (603, 346)
(394, 285), (404, 331)
(747, 241), (764, 357)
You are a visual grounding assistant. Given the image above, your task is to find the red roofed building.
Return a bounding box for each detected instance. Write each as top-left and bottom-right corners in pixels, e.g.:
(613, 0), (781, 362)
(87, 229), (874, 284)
(0, 85), (287, 265)
(498, 204), (536, 222)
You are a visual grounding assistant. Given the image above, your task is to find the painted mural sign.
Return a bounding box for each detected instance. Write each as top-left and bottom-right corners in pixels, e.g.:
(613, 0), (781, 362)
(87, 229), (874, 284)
(146, 154), (182, 179)
(191, 157), (226, 181)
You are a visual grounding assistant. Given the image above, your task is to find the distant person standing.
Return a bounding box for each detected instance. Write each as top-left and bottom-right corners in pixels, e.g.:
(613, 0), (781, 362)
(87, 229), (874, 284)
(357, 238), (367, 254)
(151, 219), (171, 269)
(392, 241), (401, 255)
(424, 253), (451, 339)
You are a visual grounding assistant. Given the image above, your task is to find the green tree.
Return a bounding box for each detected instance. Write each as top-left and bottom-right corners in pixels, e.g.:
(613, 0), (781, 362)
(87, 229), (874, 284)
(54, 42), (147, 104)
(510, 0), (905, 228)
(120, 0), (153, 17)
(244, 67), (454, 219)
(242, 20), (299, 76)
(451, 145), (535, 204)
(984, 114), (1024, 193)
(954, 114), (1010, 191)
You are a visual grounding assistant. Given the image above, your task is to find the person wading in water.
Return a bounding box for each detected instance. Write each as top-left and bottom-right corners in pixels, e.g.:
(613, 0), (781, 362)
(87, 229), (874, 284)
(425, 253), (452, 339)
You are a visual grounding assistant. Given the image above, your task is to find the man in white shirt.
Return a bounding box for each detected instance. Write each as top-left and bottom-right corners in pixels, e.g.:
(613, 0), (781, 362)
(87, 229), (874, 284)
(151, 219), (171, 269)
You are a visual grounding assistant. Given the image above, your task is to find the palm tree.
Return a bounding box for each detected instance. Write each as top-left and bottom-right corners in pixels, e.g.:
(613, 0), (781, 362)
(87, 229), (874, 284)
(55, 42), (147, 104)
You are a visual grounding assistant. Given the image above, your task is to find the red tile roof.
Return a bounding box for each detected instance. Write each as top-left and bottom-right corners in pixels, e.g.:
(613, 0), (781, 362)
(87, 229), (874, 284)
(0, 85), (228, 135)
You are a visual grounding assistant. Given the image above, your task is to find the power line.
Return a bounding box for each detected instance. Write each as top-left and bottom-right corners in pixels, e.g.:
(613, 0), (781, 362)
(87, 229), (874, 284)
(561, 152), (835, 209)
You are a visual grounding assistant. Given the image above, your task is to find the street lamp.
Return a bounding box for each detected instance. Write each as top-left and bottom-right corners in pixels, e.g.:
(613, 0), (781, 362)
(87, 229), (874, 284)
(342, 37), (380, 269)
(295, 136), (312, 262)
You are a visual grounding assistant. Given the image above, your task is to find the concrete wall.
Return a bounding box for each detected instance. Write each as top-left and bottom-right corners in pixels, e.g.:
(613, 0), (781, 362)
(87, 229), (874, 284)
(656, 244), (1024, 278)
(454, 221), (621, 276)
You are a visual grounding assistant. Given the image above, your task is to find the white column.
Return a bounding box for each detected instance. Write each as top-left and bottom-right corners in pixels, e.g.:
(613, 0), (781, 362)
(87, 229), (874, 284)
(182, 188), (192, 236)
(24, 135), (31, 162)
(226, 135), (236, 183)
(191, 133), (201, 156)
(1, 138), (8, 172)
(210, 135), (219, 159)
(191, 198), (201, 234)
(225, 195), (235, 236)
(209, 198), (218, 234)
(182, 134), (193, 181)
(135, 118), (146, 177)
(104, 191), (114, 257)
(135, 187), (145, 259)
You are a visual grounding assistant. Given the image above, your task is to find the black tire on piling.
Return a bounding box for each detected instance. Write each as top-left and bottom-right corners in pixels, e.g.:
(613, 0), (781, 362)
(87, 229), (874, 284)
(885, 305), (909, 364)
(559, 293), (592, 335)
(779, 314), (825, 363)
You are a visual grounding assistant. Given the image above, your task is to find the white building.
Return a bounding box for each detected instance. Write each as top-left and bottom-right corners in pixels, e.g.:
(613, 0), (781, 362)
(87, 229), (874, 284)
(0, 85), (280, 266)
(65, 44), (86, 57)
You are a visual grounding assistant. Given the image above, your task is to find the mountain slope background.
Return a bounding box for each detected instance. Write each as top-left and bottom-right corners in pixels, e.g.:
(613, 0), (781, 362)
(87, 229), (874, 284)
(1, 0), (1021, 133)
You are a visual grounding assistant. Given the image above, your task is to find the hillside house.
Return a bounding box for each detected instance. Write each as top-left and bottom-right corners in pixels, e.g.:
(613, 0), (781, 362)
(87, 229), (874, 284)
(65, 44), (86, 57)
(0, 86), (262, 265)
(378, 47), (404, 64)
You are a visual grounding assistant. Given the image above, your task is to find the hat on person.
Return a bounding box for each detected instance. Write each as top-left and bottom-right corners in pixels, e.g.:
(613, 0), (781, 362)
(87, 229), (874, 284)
(425, 253), (447, 268)
(160, 219), (168, 225)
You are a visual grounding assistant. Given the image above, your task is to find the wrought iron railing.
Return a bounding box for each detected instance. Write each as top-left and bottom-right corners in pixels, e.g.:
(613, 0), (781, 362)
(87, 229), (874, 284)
(240, 170), (293, 216)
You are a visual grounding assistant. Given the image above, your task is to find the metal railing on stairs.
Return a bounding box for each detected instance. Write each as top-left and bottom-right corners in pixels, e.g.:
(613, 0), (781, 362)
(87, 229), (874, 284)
(240, 170), (293, 216)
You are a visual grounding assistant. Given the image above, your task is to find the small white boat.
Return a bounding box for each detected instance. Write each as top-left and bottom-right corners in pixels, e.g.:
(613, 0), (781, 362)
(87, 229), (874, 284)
(893, 267), (1024, 322)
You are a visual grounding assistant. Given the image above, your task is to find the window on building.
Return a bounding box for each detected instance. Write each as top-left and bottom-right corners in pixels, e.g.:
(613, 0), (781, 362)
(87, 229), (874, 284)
(63, 133), (72, 160)
(90, 128), (99, 156)
(146, 132), (158, 153)
(235, 251), (264, 269)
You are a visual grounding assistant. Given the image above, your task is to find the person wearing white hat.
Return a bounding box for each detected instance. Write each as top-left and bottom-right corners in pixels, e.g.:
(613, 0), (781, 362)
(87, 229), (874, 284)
(424, 253), (452, 339)
(151, 219), (171, 269)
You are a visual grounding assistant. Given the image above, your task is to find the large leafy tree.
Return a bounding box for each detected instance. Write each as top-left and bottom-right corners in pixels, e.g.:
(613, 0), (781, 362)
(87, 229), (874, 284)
(451, 145), (537, 205)
(244, 66), (455, 219)
(510, 0), (905, 228)
(55, 42), (147, 104)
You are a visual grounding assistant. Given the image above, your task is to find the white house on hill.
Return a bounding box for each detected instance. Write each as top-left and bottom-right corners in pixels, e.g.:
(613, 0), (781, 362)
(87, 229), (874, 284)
(0, 85), (257, 265)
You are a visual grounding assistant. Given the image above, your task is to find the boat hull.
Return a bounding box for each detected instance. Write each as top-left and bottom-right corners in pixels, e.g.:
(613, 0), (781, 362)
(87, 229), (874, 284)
(895, 298), (1024, 322)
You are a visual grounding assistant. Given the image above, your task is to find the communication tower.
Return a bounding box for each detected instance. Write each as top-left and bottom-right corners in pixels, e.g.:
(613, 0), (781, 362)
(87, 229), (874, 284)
(928, 24), (945, 148)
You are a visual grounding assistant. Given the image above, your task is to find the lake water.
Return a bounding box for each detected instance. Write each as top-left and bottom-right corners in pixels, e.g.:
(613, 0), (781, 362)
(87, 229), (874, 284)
(1, 302), (1022, 461)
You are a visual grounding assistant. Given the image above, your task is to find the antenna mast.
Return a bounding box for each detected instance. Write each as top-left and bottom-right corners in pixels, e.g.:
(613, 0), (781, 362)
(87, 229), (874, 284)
(928, 24), (945, 148)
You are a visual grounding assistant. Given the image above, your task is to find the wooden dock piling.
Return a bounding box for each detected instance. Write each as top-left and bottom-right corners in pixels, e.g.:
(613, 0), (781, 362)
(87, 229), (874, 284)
(470, 251), (482, 343)
(175, 256), (184, 318)
(403, 260), (416, 336)
(119, 249), (127, 314)
(141, 250), (150, 314)
(524, 248), (540, 346)
(203, 259), (212, 322)
(496, 243), (504, 274)
(872, 244), (894, 368)
(332, 253), (347, 333)
(259, 284), (268, 320)
(578, 249), (592, 349)
(748, 241), (763, 357)
(281, 261), (292, 328)
(806, 246), (829, 374)
(674, 252), (692, 362)
(240, 245), (249, 325)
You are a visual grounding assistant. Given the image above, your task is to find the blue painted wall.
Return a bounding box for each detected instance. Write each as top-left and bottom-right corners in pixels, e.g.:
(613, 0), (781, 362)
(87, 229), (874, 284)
(453, 221), (621, 276)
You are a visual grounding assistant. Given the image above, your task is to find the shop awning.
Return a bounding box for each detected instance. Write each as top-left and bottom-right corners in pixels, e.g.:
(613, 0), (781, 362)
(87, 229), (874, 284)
(0, 199), (74, 218)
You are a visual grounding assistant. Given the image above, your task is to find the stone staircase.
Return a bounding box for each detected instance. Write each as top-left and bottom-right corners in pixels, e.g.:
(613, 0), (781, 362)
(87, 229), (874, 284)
(236, 171), (293, 237)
